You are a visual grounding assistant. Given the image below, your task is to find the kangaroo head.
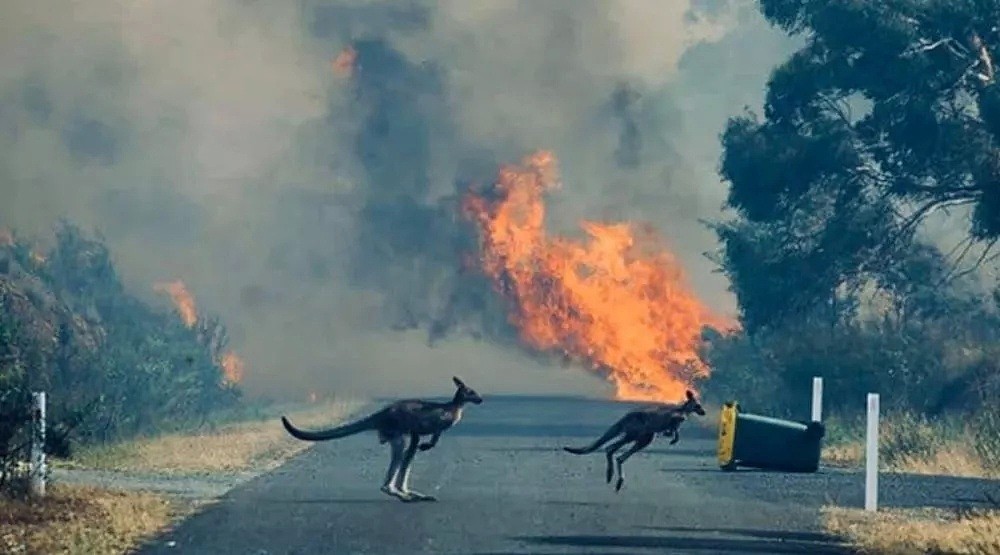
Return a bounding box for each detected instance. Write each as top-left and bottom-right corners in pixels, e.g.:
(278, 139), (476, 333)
(682, 389), (706, 416)
(452, 376), (483, 405)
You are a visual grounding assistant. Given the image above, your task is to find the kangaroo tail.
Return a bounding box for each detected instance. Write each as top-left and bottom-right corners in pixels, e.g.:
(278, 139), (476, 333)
(281, 412), (379, 441)
(563, 421), (623, 455)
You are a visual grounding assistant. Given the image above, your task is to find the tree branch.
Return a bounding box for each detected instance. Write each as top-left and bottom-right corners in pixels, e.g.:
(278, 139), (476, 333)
(944, 235), (979, 277)
(900, 197), (976, 234)
(969, 31), (995, 84)
(818, 94), (852, 126)
(944, 234), (977, 262)
(942, 238), (999, 284)
(884, 197), (978, 261)
(903, 37), (964, 57)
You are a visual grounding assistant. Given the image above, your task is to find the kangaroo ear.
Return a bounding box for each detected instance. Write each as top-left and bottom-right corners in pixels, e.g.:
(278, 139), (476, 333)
(452, 376), (466, 388)
(686, 389), (695, 401)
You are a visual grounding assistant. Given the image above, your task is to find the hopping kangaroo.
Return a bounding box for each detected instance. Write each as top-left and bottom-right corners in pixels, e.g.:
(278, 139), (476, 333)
(563, 389), (706, 492)
(281, 376), (483, 502)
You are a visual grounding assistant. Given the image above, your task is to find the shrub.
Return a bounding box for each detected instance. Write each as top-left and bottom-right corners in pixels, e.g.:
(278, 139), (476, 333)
(1, 223), (240, 496)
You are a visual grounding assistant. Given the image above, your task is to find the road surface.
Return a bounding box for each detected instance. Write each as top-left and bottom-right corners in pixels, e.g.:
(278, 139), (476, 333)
(138, 396), (998, 554)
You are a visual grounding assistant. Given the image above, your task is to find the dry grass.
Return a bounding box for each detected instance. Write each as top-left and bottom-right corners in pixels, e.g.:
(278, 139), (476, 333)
(820, 412), (999, 479)
(821, 439), (992, 477)
(888, 442), (992, 478)
(0, 401), (366, 553)
(822, 441), (865, 468)
(823, 506), (1000, 555)
(0, 484), (173, 555)
(69, 399), (367, 474)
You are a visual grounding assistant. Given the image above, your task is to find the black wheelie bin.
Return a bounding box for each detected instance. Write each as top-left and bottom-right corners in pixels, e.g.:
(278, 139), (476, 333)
(717, 401), (825, 473)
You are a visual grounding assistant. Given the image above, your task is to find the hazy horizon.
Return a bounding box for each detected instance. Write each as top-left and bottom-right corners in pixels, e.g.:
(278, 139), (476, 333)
(0, 0), (801, 400)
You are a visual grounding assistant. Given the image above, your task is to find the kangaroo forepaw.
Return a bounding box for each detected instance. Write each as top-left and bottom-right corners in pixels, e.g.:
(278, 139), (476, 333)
(605, 465), (614, 484)
(669, 436), (679, 445)
(615, 477), (624, 492)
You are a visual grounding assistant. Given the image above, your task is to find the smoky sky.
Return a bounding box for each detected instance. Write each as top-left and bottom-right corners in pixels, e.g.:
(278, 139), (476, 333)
(0, 0), (800, 399)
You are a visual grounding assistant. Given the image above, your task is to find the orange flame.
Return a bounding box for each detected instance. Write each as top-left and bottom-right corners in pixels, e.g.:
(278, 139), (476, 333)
(463, 151), (727, 402)
(0, 228), (47, 264)
(153, 279), (245, 385)
(332, 46), (357, 77)
(154, 280), (197, 327)
(220, 351), (246, 385)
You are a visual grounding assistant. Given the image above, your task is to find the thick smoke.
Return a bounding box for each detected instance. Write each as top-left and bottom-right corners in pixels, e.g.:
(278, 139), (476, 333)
(0, 0), (798, 399)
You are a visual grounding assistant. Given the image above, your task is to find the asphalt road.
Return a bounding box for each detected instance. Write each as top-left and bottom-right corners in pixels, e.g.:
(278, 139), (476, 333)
(138, 396), (999, 555)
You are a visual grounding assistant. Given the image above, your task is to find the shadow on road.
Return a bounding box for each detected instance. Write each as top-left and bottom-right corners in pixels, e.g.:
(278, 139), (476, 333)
(640, 525), (842, 543)
(541, 500), (619, 507)
(492, 446), (709, 457)
(256, 497), (390, 505)
(517, 531), (852, 554)
(643, 447), (712, 456)
(470, 553), (626, 555)
(656, 467), (722, 473)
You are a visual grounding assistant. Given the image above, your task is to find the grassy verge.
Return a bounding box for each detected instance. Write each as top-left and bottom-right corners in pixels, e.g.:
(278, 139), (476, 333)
(64, 398), (367, 474)
(820, 411), (1000, 479)
(821, 411), (1000, 553)
(0, 485), (174, 555)
(823, 506), (1000, 555)
(0, 399), (367, 554)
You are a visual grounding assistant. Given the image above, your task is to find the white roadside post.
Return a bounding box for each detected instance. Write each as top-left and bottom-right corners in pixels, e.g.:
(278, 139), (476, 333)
(865, 392), (879, 512)
(30, 391), (46, 498)
(811, 377), (823, 422)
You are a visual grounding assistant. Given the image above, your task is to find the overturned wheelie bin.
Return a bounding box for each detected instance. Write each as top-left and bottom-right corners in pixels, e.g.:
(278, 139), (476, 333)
(717, 401), (825, 473)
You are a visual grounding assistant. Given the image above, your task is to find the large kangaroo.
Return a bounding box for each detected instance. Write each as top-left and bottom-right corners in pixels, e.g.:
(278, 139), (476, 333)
(563, 389), (706, 492)
(281, 376), (483, 502)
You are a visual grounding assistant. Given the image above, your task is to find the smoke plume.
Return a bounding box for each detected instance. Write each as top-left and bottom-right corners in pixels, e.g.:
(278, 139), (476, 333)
(0, 0), (798, 399)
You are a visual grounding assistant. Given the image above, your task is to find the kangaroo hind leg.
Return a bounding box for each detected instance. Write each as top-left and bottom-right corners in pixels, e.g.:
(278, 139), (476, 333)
(604, 437), (630, 484)
(380, 435), (410, 501)
(614, 433), (654, 493)
(396, 433), (436, 502)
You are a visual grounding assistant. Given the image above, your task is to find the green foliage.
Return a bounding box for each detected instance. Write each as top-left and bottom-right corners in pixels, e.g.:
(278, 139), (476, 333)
(0, 358), (33, 497)
(878, 411), (947, 467)
(0, 222), (239, 494)
(706, 1), (1000, 441)
(821, 413), (864, 448)
(820, 410), (1000, 475)
(715, 0), (1000, 331)
(702, 285), (1000, 419)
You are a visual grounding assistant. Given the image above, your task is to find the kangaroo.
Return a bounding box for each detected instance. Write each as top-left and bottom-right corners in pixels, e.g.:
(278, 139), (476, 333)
(281, 376), (483, 503)
(563, 389), (706, 492)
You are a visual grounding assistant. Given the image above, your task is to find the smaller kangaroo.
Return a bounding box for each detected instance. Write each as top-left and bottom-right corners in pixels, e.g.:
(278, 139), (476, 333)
(281, 376), (483, 502)
(563, 389), (706, 492)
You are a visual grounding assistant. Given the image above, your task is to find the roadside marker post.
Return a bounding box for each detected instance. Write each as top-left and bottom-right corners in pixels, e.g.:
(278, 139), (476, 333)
(811, 377), (823, 422)
(865, 393), (879, 512)
(31, 391), (46, 498)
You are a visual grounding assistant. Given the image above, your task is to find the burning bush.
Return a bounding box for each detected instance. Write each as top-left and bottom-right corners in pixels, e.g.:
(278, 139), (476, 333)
(463, 151), (732, 402)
